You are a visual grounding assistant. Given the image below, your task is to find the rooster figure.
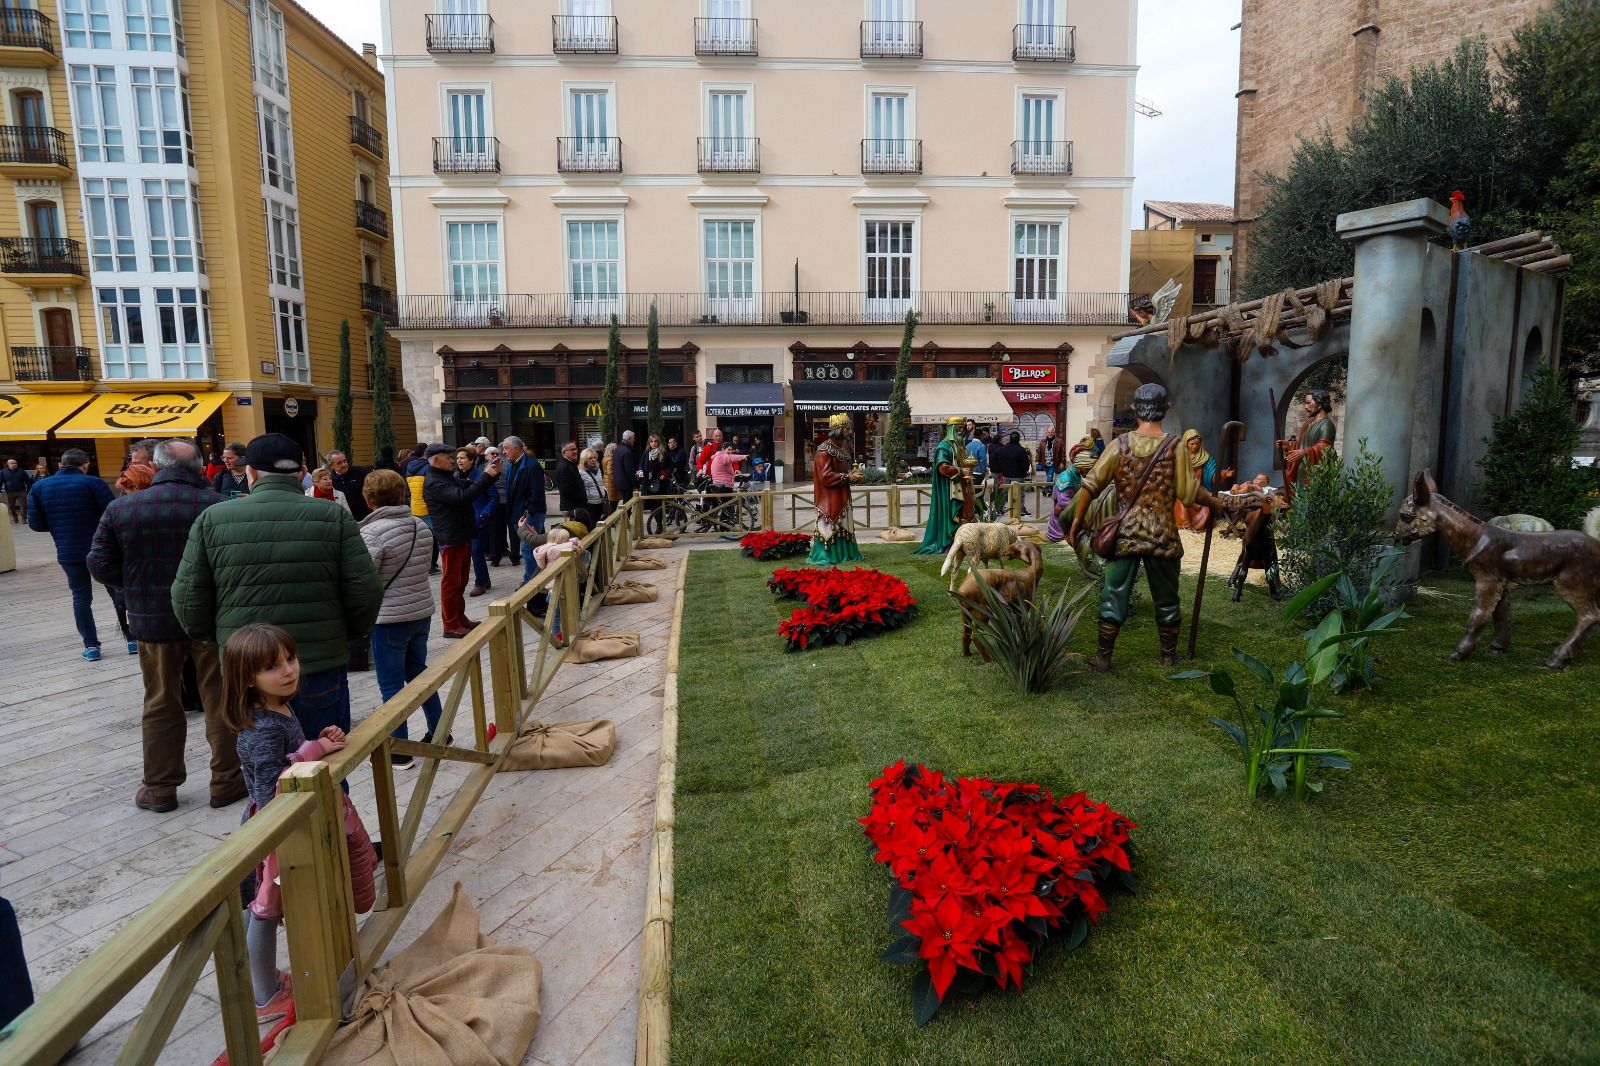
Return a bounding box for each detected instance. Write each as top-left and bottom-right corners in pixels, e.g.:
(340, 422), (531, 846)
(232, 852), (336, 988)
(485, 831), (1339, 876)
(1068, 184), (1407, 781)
(1448, 190), (1472, 250)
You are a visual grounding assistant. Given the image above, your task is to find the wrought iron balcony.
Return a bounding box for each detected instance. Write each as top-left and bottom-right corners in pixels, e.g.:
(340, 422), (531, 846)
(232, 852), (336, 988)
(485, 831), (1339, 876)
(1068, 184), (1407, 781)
(11, 345), (93, 382)
(361, 283), (397, 322)
(860, 20), (922, 58)
(395, 291), (1145, 331)
(694, 17), (757, 56)
(1012, 23), (1076, 61)
(0, 237), (84, 276)
(425, 13), (493, 53)
(0, 8), (56, 54)
(433, 136), (500, 174)
(861, 138), (922, 175)
(697, 137), (759, 173)
(1012, 140), (1073, 176)
(0, 126), (69, 168)
(552, 14), (617, 53)
(349, 115), (384, 157)
(355, 200), (389, 238)
(557, 136), (622, 174)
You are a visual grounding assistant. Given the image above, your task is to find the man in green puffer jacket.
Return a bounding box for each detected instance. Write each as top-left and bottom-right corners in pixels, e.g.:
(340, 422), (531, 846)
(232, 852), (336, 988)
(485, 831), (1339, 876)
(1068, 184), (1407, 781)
(173, 433), (382, 739)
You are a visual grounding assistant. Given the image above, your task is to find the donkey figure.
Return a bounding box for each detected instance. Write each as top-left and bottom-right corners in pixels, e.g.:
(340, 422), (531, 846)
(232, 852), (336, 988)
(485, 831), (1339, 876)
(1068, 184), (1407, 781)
(1395, 471), (1600, 669)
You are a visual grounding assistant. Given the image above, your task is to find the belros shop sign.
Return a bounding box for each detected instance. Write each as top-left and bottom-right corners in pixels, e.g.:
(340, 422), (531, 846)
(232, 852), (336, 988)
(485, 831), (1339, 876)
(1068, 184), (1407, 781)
(999, 365), (1058, 386)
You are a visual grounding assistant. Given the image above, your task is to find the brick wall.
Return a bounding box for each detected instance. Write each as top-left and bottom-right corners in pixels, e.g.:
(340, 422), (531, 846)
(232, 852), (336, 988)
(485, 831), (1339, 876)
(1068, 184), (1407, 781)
(1232, 0), (1553, 282)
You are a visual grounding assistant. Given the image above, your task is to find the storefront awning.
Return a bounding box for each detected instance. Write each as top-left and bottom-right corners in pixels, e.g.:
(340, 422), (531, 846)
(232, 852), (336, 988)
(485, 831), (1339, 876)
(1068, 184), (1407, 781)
(1002, 386), (1063, 405)
(0, 392), (95, 440)
(907, 379), (1013, 425)
(705, 383), (785, 417)
(55, 390), (232, 438)
(790, 379), (892, 413)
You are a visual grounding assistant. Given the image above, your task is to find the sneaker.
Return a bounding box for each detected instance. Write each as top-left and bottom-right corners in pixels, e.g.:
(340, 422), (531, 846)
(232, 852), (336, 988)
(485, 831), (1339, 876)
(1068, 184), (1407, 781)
(255, 972), (294, 1023)
(420, 732), (455, 747)
(82, 646), (102, 662)
(127, 640), (139, 655)
(135, 786), (178, 813)
(390, 752), (415, 770)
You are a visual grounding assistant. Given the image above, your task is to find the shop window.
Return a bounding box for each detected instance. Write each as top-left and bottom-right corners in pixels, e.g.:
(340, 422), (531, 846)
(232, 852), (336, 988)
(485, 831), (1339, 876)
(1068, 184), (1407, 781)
(570, 364), (606, 386)
(934, 364), (988, 378)
(512, 365), (558, 387)
(716, 364), (772, 383)
(658, 364), (685, 385)
(456, 368), (497, 388)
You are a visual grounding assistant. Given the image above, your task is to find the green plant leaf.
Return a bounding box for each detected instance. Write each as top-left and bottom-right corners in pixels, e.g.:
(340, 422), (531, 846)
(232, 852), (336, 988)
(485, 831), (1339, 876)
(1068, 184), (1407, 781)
(1233, 648), (1276, 687)
(1064, 914), (1090, 951)
(1283, 572), (1342, 621)
(881, 935), (922, 966)
(911, 968), (941, 1027)
(1169, 669), (1211, 681)
(1207, 716), (1249, 752)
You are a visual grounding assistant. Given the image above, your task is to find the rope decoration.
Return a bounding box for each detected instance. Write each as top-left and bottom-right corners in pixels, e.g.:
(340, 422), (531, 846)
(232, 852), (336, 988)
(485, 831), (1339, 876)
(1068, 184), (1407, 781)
(1305, 278), (1343, 340)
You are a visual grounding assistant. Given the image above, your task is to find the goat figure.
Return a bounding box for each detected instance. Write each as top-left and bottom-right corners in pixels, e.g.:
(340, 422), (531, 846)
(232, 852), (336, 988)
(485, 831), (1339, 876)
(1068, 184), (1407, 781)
(1395, 471), (1600, 669)
(952, 539), (1044, 660)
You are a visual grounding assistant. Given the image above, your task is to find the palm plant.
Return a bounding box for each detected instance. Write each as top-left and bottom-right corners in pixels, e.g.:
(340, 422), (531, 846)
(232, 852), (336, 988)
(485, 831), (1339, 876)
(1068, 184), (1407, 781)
(961, 580), (1092, 694)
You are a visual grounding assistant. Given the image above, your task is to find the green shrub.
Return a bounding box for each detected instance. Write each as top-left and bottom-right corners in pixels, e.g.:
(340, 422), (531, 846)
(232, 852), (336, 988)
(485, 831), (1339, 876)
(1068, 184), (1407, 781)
(1277, 440), (1393, 618)
(959, 579), (1092, 694)
(1283, 547), (1408, 694)
(1475, 363), (1592, 527)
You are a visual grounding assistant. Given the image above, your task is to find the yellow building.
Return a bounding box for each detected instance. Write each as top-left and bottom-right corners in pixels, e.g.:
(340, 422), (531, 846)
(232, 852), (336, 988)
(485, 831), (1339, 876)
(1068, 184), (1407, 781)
(0, 0), (415, 479)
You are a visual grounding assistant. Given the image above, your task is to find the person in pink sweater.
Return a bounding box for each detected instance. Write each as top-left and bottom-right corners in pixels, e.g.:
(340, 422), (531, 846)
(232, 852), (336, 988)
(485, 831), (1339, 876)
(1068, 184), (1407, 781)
(707, 442), (749, 491)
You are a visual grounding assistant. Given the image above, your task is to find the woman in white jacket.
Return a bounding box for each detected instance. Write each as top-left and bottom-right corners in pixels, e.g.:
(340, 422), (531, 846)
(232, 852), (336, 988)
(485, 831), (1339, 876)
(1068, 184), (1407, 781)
(358, 469), (442, 769)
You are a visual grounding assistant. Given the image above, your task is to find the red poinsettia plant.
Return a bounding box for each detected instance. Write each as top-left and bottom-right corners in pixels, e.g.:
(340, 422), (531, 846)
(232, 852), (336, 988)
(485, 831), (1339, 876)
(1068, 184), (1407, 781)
(741, 530), (813, 561)
(768, 566), (916, 650)
(861, 760), (1137, 1025)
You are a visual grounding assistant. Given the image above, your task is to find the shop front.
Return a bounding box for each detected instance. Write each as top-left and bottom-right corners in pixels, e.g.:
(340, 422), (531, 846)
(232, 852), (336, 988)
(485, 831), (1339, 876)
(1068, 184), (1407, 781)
(906, 378), (1013, 460)
(789, 378), (892, 474)
(629, 399), (686, 446)
(704, 382), (785, 455)
(998, 364), (1064, 448)
(55, 389), (233, 474)
(0, 392), (96, 470)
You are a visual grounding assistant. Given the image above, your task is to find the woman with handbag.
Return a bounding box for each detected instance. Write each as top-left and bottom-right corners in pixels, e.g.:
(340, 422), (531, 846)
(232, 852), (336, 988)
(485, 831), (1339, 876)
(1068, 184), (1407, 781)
(358, 469), (445, 769)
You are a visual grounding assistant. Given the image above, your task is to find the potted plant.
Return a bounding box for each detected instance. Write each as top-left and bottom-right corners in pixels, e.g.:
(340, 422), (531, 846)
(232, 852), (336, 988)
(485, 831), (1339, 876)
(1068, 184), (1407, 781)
(983, 300), (996, 322)
(772, 458), (784, 485)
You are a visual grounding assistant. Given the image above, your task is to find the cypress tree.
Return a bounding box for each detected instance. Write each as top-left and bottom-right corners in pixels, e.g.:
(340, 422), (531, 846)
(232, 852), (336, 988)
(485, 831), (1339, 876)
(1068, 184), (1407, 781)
(333, 319), (354, 458)
(370, 315), (396, 462)
(883, 309), (919, 480)
(646, 302), (663, 442)
(602, 313), (623, 445)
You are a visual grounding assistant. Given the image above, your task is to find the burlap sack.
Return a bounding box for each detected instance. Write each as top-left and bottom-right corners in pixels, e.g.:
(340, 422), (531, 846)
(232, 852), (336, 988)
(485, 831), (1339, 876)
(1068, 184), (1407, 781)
(568, 630), (641, 663)
(635, 536), (675, 548)
(503, 719), (616, 771)
(603, 579), (659, 605)
(878, 526), (918, 542)
(622, 554), (668, 571)
(322, 883), (541, 1066)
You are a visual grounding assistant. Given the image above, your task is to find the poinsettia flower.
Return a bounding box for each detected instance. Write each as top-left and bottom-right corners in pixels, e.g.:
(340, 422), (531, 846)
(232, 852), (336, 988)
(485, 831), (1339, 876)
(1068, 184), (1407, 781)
(901, 895), (988, 999)
(991, 925), (1035, 990)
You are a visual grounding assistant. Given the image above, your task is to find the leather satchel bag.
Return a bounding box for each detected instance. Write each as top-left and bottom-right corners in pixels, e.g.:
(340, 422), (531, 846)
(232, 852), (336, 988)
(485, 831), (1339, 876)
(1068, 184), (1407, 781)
(1092, 433), (1176, 559)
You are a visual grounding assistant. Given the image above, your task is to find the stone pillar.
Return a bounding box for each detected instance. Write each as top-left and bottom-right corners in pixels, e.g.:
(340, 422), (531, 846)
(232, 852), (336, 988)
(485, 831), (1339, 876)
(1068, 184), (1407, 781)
(1336, 198), (1447, 517)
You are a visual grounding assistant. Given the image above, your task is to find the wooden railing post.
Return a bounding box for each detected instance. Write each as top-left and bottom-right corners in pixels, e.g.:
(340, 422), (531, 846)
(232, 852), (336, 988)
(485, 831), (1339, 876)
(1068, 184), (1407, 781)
(488, 602), (520, 737)
(276, 761), (358, 1027)
(1009, 481), (1022, 522)
(888, 484), (901, 528)
(759, 486), (774, 530)
(632, 492), (645, 540)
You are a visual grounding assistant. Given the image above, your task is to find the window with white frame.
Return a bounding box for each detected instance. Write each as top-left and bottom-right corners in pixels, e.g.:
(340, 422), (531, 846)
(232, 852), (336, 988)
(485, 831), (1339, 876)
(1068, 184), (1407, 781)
(866, 90), (912, 167)
(84, 178), (136, 272)
(98, 287), (146, 379)
(704, 89), (751, 162)
(864, 219), (914, 312)
(445, 220), (500, 305)
(258, 100), (295, 193)
(444, 88), (492, 166)
(703, 0), (750, 46)
(125, 0), (174, 51)
(440, 0), (490, 48)
(145, 179), (199, 273)
(1018, 0), (1064, 51)
(566, 87), (615, 165)
(266, 200), (301, 288)
(563, 0), (613, 48)
(63, 0), (113, 49)
(1018, 92), (1062, 167)
(703, 218), (755, 307)
(131, 68), (187, 164)
(275, 298), (308, 383)
(250, 0), (288, 97)
(867, 0), (914, 45)
(1012, 220), (1062, 310)
(70, 65), (124, 163)
(155, 287), (209, 377)
(567, 219), (620, 307)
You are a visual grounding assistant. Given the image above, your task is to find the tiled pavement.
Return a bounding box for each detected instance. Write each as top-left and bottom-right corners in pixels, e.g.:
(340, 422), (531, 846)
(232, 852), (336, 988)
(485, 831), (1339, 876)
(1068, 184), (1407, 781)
(0, 520), (681, 1065)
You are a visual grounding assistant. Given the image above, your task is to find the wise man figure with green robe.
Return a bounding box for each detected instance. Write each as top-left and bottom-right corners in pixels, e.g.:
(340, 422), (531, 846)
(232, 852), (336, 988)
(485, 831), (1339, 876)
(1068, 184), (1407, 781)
(1278, 387), (1336, 505)
(808, 412), (865, 564)
(916, 416), (969, 555)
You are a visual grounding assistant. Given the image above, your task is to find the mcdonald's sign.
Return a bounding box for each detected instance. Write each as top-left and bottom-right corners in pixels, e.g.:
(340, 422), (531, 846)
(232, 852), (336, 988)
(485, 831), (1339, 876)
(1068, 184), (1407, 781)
(584, 402), (604, 417)
(524, 403), (548, 419)
(469, 404), (493, 420)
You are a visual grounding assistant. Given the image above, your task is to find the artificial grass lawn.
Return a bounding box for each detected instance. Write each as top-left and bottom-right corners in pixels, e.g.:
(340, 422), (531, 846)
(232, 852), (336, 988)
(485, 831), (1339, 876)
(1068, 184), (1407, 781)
(669, 544), (1600, 1064)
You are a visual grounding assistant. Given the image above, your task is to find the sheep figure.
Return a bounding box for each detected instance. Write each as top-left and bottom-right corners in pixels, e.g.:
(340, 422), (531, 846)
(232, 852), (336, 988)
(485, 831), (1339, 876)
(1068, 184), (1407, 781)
(939, 521), (1021, 591)
(952, 539), (1045, 659)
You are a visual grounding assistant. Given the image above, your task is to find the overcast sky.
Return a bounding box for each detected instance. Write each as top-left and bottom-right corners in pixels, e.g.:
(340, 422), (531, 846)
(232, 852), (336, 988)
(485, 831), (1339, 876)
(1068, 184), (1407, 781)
(302, 0), (1242, 227)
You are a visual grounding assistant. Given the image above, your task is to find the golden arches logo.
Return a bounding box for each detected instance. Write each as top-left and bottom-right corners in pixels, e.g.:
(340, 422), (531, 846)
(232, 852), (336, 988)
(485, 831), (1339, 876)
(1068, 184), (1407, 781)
(526, 404), (547, 418)
(584, 403), (604, 417)
(470, 404), (492, 419)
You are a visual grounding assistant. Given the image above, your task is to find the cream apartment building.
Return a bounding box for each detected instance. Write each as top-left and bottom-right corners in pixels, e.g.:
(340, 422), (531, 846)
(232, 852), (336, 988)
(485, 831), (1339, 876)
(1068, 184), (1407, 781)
(382, 0), (1137, 474)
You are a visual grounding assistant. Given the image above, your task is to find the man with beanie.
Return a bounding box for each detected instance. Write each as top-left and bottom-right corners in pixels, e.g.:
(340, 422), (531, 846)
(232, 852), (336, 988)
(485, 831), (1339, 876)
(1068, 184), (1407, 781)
(173, 433), (382, 738)
(423, 442), (502, 637)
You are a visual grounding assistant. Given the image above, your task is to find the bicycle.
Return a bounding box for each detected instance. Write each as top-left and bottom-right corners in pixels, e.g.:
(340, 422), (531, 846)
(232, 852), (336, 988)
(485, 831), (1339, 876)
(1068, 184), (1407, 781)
(645, 473), (758, 539)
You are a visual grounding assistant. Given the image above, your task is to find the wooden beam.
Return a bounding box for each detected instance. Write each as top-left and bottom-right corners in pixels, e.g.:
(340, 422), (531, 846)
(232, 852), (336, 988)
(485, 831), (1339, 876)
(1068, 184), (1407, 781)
(115, 903), (230, 1066)
(1472, 230), (1546, 255)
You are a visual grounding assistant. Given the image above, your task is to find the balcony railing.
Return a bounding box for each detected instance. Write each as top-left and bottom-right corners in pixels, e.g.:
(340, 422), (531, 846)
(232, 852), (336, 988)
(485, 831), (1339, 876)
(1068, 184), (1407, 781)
(1012, 23), (1076, 61)
(694, 16), (757, 55)
(433, 136), (500, 174)
(0, 8), (56, 53)
(355, 200), (389, 238)
(395, 291), (1144, 331)
(361, 283), (397, 323)
(860, 20), (922, 58)
(0, 237), (84, 276)
(425, 13), (493, 53)
(11, 345), (93, 382)
(0, 125), (68, 167)
(1012, 139), (1073, 176)
(697, 136), (759, 173)
(552, 14), (617, 53)
(557, 136), (621, 174)
(349, 114), (384, 157)
(862, 138), (922, 175)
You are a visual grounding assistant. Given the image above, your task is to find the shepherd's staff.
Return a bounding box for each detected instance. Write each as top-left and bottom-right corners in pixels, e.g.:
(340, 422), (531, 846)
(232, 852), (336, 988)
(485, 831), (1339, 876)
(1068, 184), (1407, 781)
(1188, 419), (1246, 661)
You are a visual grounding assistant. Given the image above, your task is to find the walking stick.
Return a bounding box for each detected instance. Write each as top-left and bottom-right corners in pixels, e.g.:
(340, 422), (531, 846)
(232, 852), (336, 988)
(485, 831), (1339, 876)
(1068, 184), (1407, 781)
(1188, 420), (1246, 660)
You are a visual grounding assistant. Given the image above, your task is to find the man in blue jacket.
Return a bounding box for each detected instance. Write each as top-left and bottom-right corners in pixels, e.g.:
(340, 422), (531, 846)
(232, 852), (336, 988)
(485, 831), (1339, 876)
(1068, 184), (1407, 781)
(28, 449), (117, 660)
(500, 435), (545, 584)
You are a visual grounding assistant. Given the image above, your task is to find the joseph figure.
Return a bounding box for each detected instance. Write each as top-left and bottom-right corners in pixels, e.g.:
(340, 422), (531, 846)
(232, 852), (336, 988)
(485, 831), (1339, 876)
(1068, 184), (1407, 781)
(916, 416), (968, 555)
(808, 413), (864, 564)
(1279, 388), (1336, 504)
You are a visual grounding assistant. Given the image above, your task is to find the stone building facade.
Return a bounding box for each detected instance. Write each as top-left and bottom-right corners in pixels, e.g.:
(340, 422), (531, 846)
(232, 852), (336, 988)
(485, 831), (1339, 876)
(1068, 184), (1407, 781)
(1232, 0), (1554, 280)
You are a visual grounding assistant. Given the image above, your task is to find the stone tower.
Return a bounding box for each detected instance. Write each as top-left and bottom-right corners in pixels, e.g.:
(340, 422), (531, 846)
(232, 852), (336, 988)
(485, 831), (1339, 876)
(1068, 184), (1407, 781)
(1232, 0), (1554, 282)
